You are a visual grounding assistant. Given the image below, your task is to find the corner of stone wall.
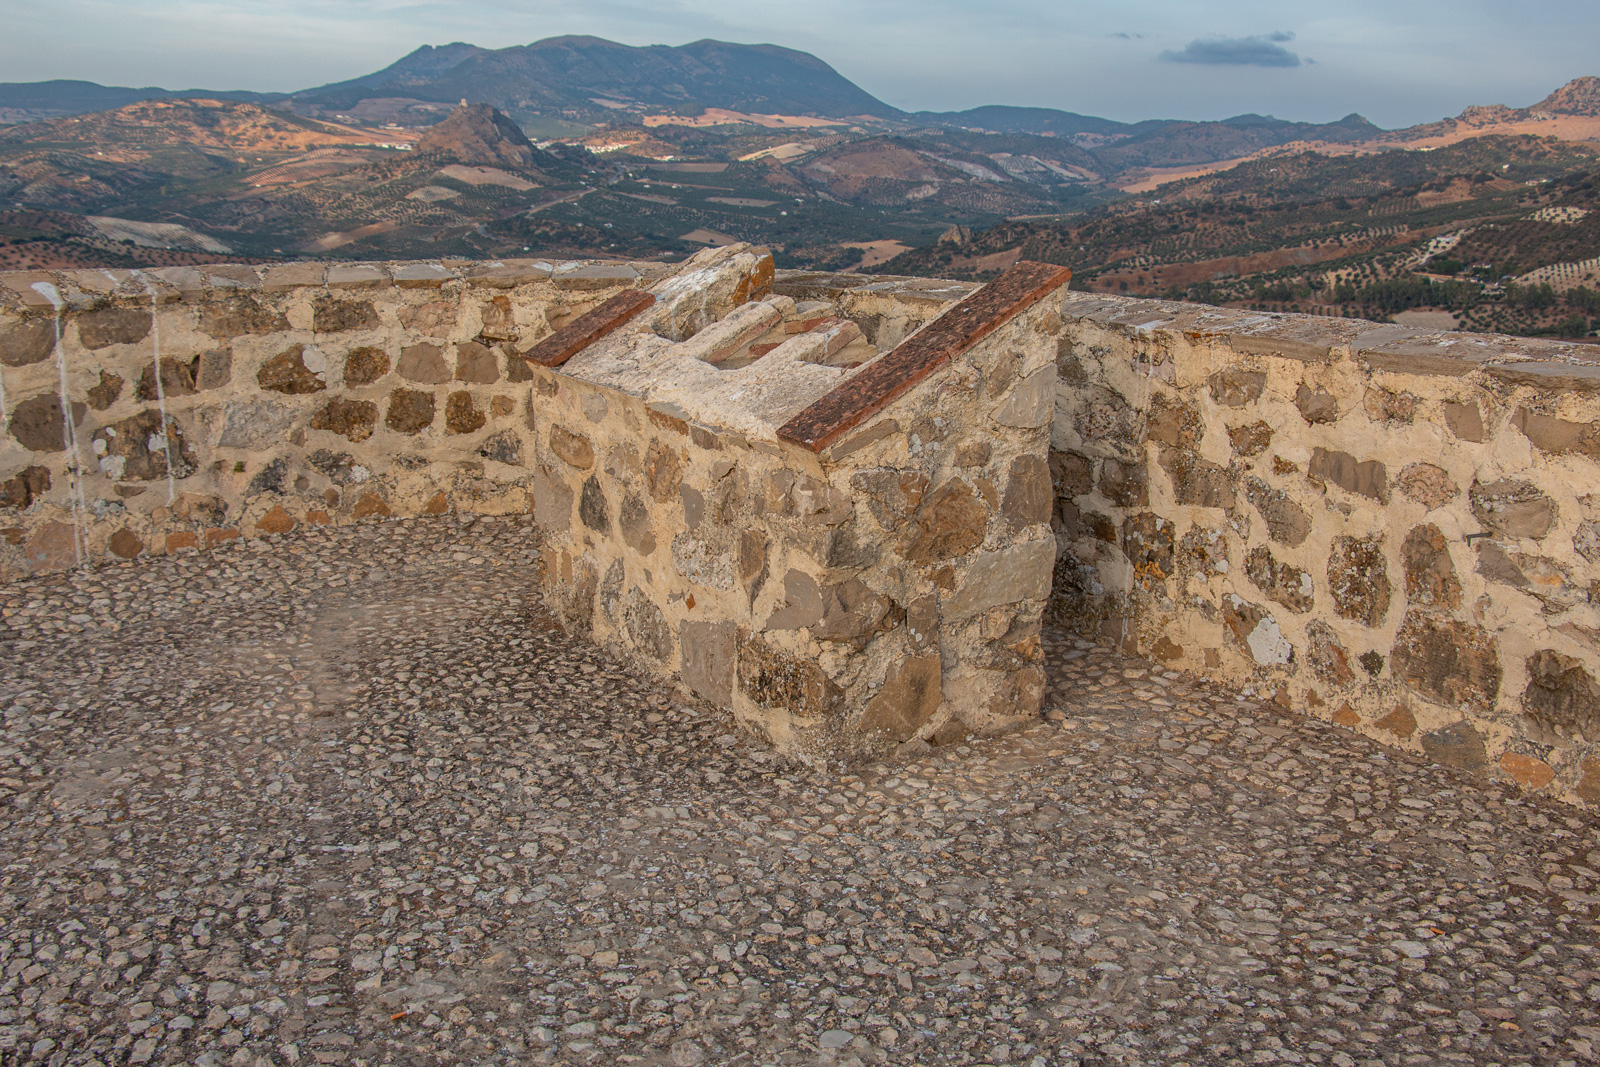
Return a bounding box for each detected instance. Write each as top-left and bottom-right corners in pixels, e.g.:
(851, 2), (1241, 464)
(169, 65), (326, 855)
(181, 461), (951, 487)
(529, 267), (1068, 765)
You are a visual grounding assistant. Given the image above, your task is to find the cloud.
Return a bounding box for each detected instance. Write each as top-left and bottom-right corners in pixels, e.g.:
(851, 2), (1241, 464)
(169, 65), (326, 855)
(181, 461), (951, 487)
(1160, 32), (1301, 67)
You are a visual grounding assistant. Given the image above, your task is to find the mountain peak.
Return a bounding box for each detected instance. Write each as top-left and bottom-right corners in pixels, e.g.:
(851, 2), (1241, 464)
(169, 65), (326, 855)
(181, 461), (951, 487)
(413, 101), (542, 167)
(1535, 75), (1600, 116)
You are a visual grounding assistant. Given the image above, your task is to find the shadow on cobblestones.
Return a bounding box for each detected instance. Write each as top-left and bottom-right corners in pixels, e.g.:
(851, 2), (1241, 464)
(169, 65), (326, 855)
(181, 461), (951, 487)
(1, 516), (1597, 1066)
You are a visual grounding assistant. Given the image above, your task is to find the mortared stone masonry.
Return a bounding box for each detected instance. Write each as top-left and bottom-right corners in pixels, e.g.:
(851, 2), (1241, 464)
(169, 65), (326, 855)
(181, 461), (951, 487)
(2, 250), (1599, 803)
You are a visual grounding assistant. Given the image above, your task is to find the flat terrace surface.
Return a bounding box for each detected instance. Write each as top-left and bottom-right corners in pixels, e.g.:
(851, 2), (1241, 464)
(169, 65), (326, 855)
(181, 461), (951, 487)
(1, 518), (1597, 1067)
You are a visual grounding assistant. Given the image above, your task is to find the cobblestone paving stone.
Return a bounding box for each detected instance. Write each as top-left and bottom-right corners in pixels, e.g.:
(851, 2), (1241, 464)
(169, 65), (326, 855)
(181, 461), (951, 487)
(1, 515), (1598, 1067)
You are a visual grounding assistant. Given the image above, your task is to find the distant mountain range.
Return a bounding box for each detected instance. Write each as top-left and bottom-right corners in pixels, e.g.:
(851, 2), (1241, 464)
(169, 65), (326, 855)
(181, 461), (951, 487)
(0, 37), (1573, 147)
(1, 37), (1597, 293)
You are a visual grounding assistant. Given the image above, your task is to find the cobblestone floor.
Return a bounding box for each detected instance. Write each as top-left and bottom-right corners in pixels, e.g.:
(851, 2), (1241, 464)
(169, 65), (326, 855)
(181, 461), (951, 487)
(1, 515), (1598, 1067)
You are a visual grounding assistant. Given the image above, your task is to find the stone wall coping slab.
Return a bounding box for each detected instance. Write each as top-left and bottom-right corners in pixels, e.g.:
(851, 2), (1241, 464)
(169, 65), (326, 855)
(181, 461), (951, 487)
(463, 260), (555, 288)
(325, 264), (392, 290)
(523, 289), (658, 367)
(391, 263), (456, 288)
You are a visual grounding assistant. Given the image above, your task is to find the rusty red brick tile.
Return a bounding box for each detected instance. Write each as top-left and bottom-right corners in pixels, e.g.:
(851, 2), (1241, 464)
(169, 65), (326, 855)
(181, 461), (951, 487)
(778, 261), (1071, 453)
(523, 289), (656, 368)
(748, 342), (785, 358)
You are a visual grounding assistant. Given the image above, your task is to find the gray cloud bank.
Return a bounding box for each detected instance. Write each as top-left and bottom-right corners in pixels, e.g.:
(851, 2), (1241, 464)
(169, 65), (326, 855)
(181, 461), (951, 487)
(1161, 31), (1301, 68)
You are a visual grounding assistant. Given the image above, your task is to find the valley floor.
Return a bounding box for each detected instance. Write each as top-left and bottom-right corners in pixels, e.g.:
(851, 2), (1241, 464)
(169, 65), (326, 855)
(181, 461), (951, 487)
(0, 516), (1596, 1066)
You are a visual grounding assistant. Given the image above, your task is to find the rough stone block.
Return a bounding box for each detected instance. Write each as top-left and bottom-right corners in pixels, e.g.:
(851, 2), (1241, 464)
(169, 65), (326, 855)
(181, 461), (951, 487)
(399, 300), (457, 335)
(1523, 649), (1600, 741)
(1420, 721), (1489, 772)
(1098, 458), (1148, 508)
(108, 528), (144, 558)
(1294, 383), (1339, 424)
(1158, 449), (1234, 509)
(1363, 387), (1416, 424)
(1327, 536), (1391, 627)
(385, 389), (435, 435)
(1511, 406), (1600, 460)
(942, 539), (1055, 620)
(1372, 704), (1416, 738)
(136, 357), (199, 401)
(851, 468), (929, 529)
(197, 349), (232, 390)
(1222, 595), (1292, 666)
(1402, 524), (1461, 610)
(861, 655), (943, 742)
(1124, 514), (1174, 583)
(1002, 455), (1052, 530)
(618, 494), (655, 553)
(445, 391), (486, 435)
(24, 521), (80, 572)
(1469, 479), (1556, 540)
(1146, 395), (1202, 449)
(897, 480), (988, 563)
(344, 346), (390, 386)
(532, 465), (574, 532)
(0, 465), (50, 510)
(257, 345), (327, 394)
(1048, 451), (1093, 497)
(9, 394), (84, 453)
(578, 476), (609, 532)
(680, 620), (737, 705)
(199, 296), (288, 338)
(1227, 420), (1273, 456)
(736, 631), (843, 720)
(218, 399), (298, 449)
(811, 579), (896, 647)
(76, 307), (151, 349)
(310, 398), (378, 443)
(1207, 369), (1266, 408)
(1309, 447), (1387, 503)
(91, 410), (195, 481)
(1304, 620), (1354, 686)
(549, 426), (595, 469)
(1444, 401), (1485, 442)
(397, 342), (451, 384)
(989, 366), (1055, 429)
(1396, 463), (1457, 511)
(1392, 612), (1501, 713)
(313, 294), (381, 332)
(0, 319), (56, 367)
(1246, 545), (1314, 613)
(765, 570), (824, 631)
(454, 341), (501, 384)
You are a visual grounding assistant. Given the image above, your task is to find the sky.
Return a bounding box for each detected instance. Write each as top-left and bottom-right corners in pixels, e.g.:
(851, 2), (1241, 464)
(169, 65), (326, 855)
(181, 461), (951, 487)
(2, 0), (1596, 128)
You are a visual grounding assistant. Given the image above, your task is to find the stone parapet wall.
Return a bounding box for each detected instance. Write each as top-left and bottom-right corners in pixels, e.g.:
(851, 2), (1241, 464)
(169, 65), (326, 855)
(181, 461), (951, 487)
(0, 256), (676, 576)
(7, 251), (1600, 799)
(1046, 292), (1600, 805)
(0, 249), (1065, 767)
